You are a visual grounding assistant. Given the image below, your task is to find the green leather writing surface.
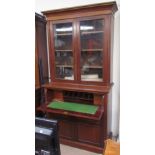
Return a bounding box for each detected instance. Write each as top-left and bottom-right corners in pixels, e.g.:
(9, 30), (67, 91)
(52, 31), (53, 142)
(47, 101), (98, 115)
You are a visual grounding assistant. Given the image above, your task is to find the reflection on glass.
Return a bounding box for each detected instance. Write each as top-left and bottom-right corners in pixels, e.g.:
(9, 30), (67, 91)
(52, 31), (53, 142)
(80, 19), (104, 82)
(54, 23), (74, 80)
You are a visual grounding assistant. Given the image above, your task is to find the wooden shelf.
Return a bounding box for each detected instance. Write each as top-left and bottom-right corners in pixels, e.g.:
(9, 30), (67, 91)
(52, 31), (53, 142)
(55, 77), (74, 80)
(56, 33), (72, 36)
(82, 65), (102, 69)
(56, 65), (73, 68)
(55, 50), (72, 52)
(81, 30), (103, 35)
(82, 78), (103, 82)
(81, 49), (103, 52)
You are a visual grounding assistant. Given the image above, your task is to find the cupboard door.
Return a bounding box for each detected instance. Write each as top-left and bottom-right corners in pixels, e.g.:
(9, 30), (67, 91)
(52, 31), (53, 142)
(77, 123), (100, 145)
(59, 120), (75, 140)
(53, 22), (75, 80)
(79, 19), (104, 82)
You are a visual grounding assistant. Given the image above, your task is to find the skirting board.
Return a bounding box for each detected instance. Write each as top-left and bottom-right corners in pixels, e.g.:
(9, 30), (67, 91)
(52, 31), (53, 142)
(60, 138), (104, 153)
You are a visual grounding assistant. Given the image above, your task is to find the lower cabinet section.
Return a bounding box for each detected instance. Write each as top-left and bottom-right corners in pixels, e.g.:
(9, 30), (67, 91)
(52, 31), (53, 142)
(59, 120), (101, 146)
(47, 113), (104, 153)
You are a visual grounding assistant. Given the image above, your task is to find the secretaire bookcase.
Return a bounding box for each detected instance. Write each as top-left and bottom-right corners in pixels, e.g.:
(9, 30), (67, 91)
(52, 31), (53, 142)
(37, 1), (118, 153)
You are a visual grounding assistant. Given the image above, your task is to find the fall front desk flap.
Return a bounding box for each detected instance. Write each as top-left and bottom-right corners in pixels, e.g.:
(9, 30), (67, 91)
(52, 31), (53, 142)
(47, 101), (98, 115)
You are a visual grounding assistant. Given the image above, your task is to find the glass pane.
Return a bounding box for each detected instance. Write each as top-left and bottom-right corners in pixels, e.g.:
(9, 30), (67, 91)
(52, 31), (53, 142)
(80, 19), (104, 82)
(53, 22), (74, 80)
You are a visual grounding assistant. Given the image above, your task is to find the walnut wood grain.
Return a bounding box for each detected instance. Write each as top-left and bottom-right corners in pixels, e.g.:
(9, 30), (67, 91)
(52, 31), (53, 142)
(40, 2), (118, 153)
(42, 1), (117, 16)
(43, 82), (113, 94)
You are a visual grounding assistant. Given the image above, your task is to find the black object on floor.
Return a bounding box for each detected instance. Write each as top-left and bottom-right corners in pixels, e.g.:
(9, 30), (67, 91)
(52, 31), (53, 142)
(35, 117), (61, 155)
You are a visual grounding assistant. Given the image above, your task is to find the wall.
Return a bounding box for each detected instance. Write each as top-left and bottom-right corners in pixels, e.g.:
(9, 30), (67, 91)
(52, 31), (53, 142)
(35, 0), (120, 137)
(112, 10), (120, 136)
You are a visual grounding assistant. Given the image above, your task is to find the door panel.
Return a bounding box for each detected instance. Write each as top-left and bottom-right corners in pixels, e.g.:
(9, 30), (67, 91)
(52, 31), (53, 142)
(59, 120), (75, 140)
(77, 123), (100, 145)
(53, 22), (75, 80)
(79, 18), (104, 82)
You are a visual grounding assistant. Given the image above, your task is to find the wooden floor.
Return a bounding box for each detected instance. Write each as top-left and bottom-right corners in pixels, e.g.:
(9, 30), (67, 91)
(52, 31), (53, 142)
(60, 144), (102, 155)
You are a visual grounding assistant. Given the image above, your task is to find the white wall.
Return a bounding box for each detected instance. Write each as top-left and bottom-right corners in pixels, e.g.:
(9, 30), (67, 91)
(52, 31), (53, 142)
(35, 0), (120, 137)
(112, 10), (120, 136)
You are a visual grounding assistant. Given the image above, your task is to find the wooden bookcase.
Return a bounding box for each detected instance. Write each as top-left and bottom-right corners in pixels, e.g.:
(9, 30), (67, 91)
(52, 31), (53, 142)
(37, 2), (118, 153)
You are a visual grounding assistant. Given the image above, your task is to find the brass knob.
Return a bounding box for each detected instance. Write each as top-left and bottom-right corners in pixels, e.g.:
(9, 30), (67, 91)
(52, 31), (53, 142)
(63, 111), (68, 115)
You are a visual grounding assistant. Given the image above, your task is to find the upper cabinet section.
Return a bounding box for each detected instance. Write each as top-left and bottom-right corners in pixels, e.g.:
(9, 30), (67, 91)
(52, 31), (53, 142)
(43, 2), (117, 85)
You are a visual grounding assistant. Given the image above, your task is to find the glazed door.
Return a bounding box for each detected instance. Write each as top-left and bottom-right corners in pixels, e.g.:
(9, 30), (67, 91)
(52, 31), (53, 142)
(51, 20), (76, 81)
(78, 18), (104, 82)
